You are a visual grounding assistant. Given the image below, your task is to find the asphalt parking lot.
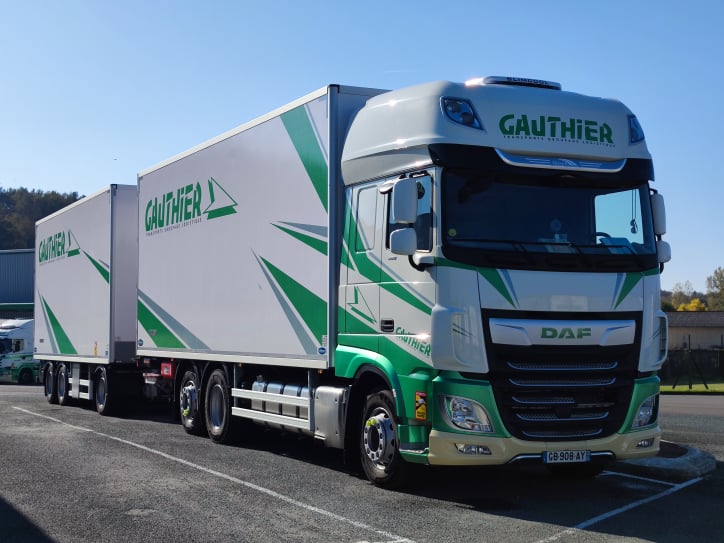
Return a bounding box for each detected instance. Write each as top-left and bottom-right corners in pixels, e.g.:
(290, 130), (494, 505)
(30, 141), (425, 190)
(1, 385), (721, 543)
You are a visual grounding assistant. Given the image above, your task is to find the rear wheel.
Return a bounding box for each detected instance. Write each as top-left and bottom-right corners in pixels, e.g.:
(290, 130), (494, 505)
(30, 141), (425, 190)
(57, 364), (71, 406)
(205, 369), (233, 444)
(359, 388), (410, 488)
(95, 366), (114, 416)
(179, 369), (205, 435)
(44, 364), (58, 404)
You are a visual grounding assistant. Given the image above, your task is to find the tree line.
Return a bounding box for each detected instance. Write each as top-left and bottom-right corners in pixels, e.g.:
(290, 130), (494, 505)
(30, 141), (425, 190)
(0, 187), (81, 249)
(2, 186), (723, 311)
(662, 268), (724, 311)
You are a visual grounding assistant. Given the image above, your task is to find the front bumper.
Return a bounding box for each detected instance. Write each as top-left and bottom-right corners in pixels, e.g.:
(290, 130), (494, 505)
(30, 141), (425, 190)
(425, 425), (660, 466)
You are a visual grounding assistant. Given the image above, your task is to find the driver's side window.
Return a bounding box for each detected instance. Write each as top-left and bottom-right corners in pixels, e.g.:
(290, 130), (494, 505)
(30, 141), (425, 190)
(594, 190), (644, 244)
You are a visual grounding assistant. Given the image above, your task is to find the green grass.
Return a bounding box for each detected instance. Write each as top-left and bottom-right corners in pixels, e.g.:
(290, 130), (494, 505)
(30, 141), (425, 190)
(660, 381), (724, 393)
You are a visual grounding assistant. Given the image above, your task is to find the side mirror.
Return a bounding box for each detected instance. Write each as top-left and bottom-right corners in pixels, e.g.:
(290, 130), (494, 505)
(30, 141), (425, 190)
(390, 228), (417, 255)
(651, 193), (666, 236)
(391, 178), (418, 224)
(657, 240), (671, 264)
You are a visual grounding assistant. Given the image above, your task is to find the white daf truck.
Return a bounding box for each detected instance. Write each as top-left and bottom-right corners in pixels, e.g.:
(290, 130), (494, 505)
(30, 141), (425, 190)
(0, 318), (38, 385)
(36, 76), (670, 487)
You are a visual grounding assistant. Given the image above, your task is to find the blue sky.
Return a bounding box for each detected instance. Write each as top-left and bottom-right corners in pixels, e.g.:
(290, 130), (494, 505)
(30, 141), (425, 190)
(2, 1), (722, 293)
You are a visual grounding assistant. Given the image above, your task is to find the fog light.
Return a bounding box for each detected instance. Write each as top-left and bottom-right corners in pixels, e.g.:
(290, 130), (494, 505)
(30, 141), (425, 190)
(636, 438), (655, 449)
(455, 444), (492, 455)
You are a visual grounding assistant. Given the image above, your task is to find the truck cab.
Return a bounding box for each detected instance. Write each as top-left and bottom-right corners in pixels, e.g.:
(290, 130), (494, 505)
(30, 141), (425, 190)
(337, 77), (671, 483)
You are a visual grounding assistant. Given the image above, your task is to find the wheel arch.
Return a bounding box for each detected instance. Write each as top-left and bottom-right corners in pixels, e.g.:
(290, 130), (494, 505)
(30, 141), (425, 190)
(336, 346), (406, 419)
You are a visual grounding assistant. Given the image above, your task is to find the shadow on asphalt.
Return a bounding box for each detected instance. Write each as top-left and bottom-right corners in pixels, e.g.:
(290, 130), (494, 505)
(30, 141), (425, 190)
(0, 497), (55, 543)
(67, 396), (178, 424)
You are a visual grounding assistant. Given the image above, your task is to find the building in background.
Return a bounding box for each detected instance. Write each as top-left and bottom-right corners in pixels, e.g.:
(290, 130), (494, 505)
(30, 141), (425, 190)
(667, 311), (724, 351)
(0, 249), (34, 319)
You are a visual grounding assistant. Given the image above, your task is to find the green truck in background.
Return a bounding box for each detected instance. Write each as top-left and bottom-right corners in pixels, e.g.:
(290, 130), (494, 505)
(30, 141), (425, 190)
(0, 319), (38, 385)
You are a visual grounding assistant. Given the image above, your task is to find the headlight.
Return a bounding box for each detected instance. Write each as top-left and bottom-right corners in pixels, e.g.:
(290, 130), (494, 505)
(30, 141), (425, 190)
(628, 115), (645, 143)
(441, 98), (483, 130)
(631, 394), (659, 429)
(443, 395), (494, 433)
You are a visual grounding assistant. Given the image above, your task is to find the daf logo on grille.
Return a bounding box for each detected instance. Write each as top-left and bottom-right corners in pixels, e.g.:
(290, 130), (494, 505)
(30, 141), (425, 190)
(541, 327), (592, 340)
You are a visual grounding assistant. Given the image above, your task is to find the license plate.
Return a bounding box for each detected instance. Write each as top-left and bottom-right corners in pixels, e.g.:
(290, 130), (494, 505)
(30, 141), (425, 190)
(543, 450), (591, 464)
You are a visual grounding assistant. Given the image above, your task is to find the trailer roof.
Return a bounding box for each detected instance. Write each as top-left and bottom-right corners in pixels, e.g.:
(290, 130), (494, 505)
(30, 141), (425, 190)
(138, 85), (384, 179)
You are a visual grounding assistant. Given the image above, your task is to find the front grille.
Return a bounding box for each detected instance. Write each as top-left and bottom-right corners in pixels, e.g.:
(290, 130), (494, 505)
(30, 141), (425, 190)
(484, 311), (641, 442)
(507, 361), (618, 371)
(509, 377), (617, 387)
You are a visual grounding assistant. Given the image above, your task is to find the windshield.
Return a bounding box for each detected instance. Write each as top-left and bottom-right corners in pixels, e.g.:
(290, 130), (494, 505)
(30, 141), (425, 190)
(441, 170), (658, 272)
(0, 338), (10, 354)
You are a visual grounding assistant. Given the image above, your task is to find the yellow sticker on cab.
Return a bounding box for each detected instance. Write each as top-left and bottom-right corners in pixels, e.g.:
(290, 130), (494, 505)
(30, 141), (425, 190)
(415, 391), (427, 420)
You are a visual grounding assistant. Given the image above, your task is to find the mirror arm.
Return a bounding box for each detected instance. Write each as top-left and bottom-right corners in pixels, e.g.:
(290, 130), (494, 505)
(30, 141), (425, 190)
(410, 253), (434, 271)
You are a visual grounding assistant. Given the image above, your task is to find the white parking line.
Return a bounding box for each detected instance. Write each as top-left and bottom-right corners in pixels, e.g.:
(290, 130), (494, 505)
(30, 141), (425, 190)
(14, 406), (417, 543)
(600, 469), (677, 486)
(532, 475), (702, 542)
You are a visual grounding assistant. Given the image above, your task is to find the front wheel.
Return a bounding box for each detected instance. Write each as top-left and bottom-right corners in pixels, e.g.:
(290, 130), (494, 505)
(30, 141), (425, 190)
(18, 368), (34, 386)
(204, 369), (233, 444)
(359, 389), (410, 488)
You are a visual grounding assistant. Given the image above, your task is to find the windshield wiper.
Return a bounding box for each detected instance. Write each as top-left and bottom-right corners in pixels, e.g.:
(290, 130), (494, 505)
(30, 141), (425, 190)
(567, 242), (649, 269)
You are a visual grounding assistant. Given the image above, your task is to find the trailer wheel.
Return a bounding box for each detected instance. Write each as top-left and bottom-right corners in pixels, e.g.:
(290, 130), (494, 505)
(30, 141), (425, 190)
(180, 370), (205, 435)
(359, 388), (410, 488)
(205, 369), (233, 444)
(95, 366), (114, 416)
(44, 364), (58, 404)
(57, 364), (71, 406)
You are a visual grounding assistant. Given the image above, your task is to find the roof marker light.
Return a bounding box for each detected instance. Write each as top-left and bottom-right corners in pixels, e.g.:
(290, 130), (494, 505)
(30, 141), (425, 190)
(464, 77), (485, 87)
(477, 76), (562, 91)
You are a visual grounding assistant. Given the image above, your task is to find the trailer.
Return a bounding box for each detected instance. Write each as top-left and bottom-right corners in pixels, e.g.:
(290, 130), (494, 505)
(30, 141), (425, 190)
(37, 77), (671, 487)
(35, 185), (138, 412)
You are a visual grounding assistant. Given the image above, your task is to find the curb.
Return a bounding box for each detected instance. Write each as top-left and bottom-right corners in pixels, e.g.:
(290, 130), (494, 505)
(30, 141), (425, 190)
(614, 441), (718, 483)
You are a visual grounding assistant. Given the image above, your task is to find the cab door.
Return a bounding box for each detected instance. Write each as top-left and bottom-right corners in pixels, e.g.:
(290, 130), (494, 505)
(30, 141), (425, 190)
(339, 182), (384, 345)
(379, 175), (435, 364)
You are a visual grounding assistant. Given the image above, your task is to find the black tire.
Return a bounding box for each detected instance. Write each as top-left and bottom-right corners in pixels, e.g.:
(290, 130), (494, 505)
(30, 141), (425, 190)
(179, 369), (205, 435)
(204, 369), (233, 444)
(57, 364), (71, 406)
(359, 388), (410, 488)
(95, 366), (114, 416)
(18, 368), (34, 386)
(44, 364), (58, 404)
(546, 462), (607, 479)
